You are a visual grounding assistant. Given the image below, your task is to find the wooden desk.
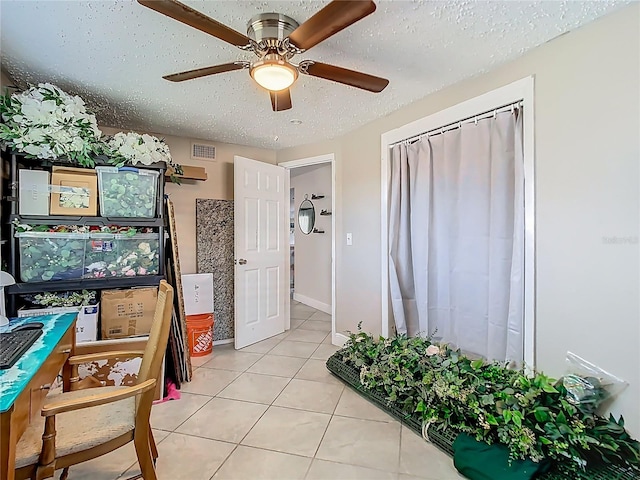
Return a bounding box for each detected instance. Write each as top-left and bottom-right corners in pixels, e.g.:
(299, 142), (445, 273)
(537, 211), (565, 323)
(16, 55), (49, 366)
(0, 313), (76, 480)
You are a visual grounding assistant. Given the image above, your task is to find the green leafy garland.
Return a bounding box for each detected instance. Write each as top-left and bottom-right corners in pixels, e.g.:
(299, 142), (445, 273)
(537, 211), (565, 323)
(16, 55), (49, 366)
(341, 327), (639, 471)
(25, 290), (97, 307)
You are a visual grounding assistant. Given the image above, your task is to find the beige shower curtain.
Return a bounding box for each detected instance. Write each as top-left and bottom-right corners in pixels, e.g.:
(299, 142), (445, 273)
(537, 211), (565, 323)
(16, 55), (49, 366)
(388, 108), (524, 362)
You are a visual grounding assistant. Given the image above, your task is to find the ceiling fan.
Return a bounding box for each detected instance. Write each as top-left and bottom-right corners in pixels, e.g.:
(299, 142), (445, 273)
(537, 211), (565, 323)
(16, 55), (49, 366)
(137, 0), (389, 111)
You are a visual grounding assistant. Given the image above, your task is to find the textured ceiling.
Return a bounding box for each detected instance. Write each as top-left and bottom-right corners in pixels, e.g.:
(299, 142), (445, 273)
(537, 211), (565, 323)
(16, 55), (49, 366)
(0, 0), (628, 149)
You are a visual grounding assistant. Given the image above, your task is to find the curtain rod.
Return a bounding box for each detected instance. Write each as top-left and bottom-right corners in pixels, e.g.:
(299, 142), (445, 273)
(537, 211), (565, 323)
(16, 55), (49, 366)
(390, 100), (523, 148)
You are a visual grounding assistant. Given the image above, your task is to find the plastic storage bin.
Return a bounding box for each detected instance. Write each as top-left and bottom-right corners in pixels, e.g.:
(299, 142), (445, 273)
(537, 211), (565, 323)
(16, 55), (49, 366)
(96, 166), (159, 218)
(117, 233), (160, 276)
(84, 233), (118, 278)
(85, 232), (160, 278)
(16, 231), (87, 282)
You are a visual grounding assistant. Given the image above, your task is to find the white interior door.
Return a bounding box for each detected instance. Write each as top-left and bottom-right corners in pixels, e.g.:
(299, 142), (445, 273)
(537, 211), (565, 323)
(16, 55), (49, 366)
(234, 156), (289, 349)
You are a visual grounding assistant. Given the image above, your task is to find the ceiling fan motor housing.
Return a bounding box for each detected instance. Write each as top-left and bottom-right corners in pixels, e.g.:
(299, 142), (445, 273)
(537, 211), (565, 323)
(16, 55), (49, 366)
(247, 13), (300, 56)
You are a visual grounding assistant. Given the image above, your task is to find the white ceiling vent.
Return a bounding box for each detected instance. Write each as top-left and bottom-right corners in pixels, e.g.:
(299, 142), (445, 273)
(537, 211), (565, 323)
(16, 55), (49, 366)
(191, 142), (216, 161)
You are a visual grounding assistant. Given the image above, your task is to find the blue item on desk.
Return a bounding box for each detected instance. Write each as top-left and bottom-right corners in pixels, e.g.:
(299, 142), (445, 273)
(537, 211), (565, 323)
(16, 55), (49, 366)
(0, 313), (77, 413)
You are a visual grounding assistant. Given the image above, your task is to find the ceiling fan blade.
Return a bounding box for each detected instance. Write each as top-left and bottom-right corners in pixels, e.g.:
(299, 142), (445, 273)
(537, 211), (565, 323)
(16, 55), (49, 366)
(289, 0), (376, 51)
(138, 0), (250, 47)
(270, 89), (292, 112)
(302, 62), (388, 93)
(163, 62), (246, 82)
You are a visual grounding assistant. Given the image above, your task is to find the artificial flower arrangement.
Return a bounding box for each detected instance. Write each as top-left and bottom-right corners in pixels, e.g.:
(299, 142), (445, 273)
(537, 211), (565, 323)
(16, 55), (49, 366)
(106, 132), (180, 171)
(1, 83), (183, 178)
(340, 326), (639, 473)
(0, 83), (106, 167)
(104, 132), (183, 183)
(14, 221), (159, 281)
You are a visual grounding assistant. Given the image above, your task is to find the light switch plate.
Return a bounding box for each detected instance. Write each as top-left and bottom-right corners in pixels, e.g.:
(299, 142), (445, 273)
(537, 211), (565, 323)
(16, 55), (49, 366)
(346, 233), (353, 246)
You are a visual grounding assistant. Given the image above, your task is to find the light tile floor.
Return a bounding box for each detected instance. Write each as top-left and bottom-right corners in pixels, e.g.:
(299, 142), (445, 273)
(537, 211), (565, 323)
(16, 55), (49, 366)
(59, 302), (464, 480)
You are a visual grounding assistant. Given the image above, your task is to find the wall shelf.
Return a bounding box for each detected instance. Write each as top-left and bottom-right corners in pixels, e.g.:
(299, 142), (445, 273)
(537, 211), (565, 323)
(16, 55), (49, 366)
(6, 275), (164, 295)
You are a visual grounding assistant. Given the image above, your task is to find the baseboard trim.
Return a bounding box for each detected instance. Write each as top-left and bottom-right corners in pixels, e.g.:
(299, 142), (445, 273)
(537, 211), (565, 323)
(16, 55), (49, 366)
(293, 293), (331, 314)
(333, 332), (349, 347)
(213, 338), (234, 346)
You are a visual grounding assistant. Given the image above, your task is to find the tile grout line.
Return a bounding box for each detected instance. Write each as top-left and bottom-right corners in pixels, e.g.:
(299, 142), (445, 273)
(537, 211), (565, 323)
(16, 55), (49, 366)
(158, 307), (329, 479)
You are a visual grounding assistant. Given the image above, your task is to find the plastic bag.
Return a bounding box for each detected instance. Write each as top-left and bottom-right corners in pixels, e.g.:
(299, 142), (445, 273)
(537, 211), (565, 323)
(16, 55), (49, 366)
(561, 352), (628, 414)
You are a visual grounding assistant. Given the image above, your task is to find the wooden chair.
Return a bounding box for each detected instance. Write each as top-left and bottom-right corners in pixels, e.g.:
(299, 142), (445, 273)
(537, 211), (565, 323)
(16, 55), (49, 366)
(14, 280), (174, 480)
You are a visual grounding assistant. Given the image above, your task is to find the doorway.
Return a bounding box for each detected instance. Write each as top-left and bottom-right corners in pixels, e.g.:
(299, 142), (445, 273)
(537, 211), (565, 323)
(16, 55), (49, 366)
(279, 154), (337, 345)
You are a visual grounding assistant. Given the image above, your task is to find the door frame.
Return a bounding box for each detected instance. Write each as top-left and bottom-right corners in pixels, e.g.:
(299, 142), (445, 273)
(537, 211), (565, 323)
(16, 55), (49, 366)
(278, 154), (337, 344)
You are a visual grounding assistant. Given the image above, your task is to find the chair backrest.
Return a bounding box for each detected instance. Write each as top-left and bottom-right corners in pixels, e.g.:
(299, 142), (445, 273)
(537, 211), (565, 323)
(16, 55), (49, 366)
(137, 280), (174, 387)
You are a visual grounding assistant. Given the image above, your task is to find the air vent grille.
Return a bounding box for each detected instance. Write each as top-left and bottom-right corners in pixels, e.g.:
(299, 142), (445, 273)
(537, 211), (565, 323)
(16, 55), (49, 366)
(191, 143), (216, 160)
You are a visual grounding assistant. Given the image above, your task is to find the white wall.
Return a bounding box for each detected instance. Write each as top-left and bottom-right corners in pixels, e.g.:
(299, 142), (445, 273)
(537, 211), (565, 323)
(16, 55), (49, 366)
(291, 164), (332, 310)
(100, 127), (276, 274)
(277, 5), (640, 438)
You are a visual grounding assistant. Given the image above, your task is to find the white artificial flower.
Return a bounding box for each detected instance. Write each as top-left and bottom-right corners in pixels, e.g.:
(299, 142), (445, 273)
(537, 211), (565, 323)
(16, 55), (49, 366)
(23, 144), (44, 156)
(426, 345), (440, 356)
(0, 83), (102, 164)
(106, 131), (172, 167)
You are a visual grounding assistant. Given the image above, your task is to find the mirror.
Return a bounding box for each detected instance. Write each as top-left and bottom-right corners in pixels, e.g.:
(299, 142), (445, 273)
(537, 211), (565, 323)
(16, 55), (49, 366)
(298, 197), (315, 235)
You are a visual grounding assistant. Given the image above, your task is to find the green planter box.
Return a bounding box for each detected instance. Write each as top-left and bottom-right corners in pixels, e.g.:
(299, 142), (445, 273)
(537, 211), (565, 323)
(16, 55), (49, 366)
(325, 352), (639, 480)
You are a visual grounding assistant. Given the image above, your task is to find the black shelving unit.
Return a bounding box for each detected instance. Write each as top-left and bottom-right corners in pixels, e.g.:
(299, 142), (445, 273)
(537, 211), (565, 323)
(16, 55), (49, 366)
(6, 276), (164, 295)
(4, 152), (166, 316)
(10, 214), (165, 227)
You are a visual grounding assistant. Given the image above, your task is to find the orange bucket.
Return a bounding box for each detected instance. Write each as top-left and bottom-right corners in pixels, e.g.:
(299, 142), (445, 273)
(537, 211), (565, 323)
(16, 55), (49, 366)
(186, 313), (214, 357)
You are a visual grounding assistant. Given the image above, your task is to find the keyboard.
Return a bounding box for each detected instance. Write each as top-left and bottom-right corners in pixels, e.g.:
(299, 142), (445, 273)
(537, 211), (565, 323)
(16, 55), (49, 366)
(0, 329), (43, 369)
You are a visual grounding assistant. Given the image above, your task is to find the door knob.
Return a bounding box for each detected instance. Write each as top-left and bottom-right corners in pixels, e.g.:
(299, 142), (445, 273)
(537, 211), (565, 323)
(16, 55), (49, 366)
(238, 259), (247, 265)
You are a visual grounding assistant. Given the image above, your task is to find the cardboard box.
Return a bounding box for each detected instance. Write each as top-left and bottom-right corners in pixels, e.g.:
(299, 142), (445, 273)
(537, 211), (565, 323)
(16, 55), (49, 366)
(18, 304), (99, 343)
(50, 166), (98, 216)
(182, 273), (214, 316)
(101, 287), (158, 339)
(19, 169), (50, 215)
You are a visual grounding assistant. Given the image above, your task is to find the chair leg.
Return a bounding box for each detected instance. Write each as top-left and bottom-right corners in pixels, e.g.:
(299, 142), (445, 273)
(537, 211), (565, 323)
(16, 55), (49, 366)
(134, 429), (157, 480)
(60, 468), (69, 480)
(149, 426), (158, 462)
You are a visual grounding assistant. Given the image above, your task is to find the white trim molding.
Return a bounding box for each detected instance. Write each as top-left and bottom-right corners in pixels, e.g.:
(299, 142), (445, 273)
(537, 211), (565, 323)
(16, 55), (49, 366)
(279, 153), (337, 345)
(293, 293), (331, 315)
(380, 76), (536, 367)
(334, 332), (349, 347)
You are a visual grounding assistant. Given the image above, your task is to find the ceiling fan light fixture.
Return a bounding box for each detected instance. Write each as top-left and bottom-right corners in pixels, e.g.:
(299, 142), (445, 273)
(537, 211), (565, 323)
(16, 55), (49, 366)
(251, 54), (298, 92)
